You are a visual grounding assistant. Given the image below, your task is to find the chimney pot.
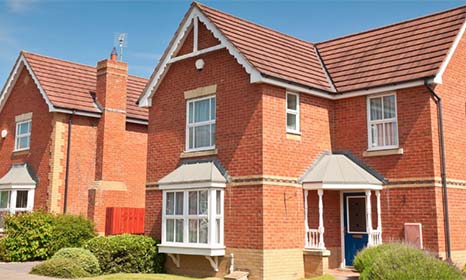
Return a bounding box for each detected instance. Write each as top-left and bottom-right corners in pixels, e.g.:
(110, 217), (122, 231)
(110, 47), (118, 61)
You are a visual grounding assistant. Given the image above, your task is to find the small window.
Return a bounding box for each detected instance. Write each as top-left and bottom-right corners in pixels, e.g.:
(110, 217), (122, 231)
(186, 96), (216, 151)
(15, 119), (31, 151)
(367, 94), (398, 150)
(286, 92), (300, 133)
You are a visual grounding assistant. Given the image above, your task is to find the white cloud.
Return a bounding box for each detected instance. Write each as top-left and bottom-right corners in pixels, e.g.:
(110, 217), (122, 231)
(6, 0), (37, 13)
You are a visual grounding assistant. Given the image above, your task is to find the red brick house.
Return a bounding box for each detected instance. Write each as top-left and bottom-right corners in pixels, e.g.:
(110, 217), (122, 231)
(0, 50), (148, 234)
(140, 3), (466, 279)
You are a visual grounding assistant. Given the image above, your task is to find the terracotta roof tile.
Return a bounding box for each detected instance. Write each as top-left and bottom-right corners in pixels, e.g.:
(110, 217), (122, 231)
(22, 52), (148, 121)
(316, 5), (466, 92)
(196, 3), (334, 92)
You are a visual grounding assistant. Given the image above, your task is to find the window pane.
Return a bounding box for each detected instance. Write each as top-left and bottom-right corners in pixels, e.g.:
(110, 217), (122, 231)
(287, 94), (297, 110)
(175, 219), (183, 242)
(189, 191), (198, 215)
(383, 95), (396, 119)
(17, 136), (29, 150)
(216, 218), (221, 244)
(166, 219), (174, 242)
(199, 190), (208, 215)
(370, 98), (383, 120)
(189, 127), (194, 149)
(16, 191), (28, 208)
(211, 124), (216, 146)
(194, 99), (210, 122)
(384, 122), (397, 146)
(175, 192), (183, 215)
(210, 97), (216, 120)
(0, 191), (9, 209)
(188, 102), (194, 124)
(287, 113), (297, 131)
(216, 190), (221, 215)
(371, 123), (384, 147)
(166, 193), (174, 215)
(189, 219), (198, 243)
(199, 218), (208, 244)
(194, 125), (210, 148)
(18, 122), (30, 135)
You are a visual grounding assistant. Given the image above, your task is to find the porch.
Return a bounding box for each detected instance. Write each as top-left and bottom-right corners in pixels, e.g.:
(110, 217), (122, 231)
(299, 152), (384, 276)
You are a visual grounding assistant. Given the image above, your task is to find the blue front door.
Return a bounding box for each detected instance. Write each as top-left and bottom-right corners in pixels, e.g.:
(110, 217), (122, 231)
(343, 193), (368, 266)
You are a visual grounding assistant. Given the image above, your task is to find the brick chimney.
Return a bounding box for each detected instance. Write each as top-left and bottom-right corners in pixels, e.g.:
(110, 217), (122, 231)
(95, 48), (127, 182)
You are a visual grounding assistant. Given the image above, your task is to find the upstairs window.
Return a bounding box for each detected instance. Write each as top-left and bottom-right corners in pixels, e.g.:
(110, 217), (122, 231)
(187, 96), (216, 151)
(286, 92), (300, 133)
(367, 93), (398, 150)
(15, 119), (31, 151)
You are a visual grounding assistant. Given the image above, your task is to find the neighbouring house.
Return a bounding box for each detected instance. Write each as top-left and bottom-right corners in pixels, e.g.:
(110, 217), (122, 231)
(140, 2), (466, 280)
(0, 50), (148, 234)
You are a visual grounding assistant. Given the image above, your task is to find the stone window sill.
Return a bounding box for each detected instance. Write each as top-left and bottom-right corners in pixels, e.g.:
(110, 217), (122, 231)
(12, 150), (30, 156)
(180, 149), (218, 159)
(363, 148), (404, 157)
(286, 132), (301, 141)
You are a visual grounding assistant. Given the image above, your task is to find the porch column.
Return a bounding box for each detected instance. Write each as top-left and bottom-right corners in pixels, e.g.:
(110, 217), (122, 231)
(376, 190), (382, 232)
(318, 189), (325, 249)
(304, 190), (309, 247)
(365, 190), (373, 246)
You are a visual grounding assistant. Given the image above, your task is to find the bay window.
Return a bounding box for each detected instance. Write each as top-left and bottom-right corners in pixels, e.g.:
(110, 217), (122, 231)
(161, 188), (224, 255)
(0, 189), (35, 230)
(367, 93), (398, 150)
(186, 95), (216, 151)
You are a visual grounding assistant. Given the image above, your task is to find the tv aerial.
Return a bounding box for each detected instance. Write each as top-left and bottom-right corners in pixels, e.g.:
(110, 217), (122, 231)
(114, 33), (127, 61)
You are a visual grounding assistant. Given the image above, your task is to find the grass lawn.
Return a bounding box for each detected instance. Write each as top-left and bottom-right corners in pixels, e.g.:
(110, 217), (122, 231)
(88, 274), (220, 280)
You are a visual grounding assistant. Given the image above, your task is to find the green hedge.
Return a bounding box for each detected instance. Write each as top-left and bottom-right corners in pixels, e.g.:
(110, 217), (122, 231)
(30, 257), (91, 278)
(355, 243), (463, 280)
(52, 248), (101, 276)
(1, 212), (96, 261)
(85, 234), (164, 274)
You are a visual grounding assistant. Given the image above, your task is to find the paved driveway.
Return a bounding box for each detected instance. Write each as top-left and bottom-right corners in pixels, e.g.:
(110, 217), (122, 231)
(0, 262), (60, 279)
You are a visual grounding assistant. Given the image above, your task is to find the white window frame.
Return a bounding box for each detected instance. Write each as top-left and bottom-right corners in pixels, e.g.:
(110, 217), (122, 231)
(160, 188), (225, 256)
(367, 93), (398, 151)
(286, 92), (300, 134)
(186, 95), (216, 152)
(0, 188), (35, 231)
(15, 119), (32, 152)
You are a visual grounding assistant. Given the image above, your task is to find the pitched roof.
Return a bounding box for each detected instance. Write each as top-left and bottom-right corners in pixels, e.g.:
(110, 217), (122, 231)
(141, 3), (466, 103)
(0, 163), (37, 188)
(196, 3), (334, 92)
(316, 5), (466, 92)
(21, 52), (148, 121)
(158, 161), (227, 189)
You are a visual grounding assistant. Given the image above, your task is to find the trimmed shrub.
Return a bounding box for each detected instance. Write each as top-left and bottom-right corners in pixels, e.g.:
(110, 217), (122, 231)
(354, 243), (404, 274)
(48, 215), (96, 255)
(85, 234), (164, 274)
(30, 258), (91, 278)
(52, 248), (101, 275)
(357, 243), (463, 280)
(2, 212), (96, 261)
(0, 238), (9, 262)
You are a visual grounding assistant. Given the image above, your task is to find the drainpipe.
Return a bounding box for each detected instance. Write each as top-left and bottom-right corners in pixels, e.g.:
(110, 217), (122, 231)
(63, 111), (74, 214)
(424, 80), (451, 262)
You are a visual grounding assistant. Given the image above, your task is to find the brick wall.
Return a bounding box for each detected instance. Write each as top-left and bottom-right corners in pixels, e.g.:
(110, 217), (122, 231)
(0, 68), (53, 211)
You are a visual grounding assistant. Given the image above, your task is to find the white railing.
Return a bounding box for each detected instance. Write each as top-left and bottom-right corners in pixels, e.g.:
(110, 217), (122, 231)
(369, 229), (382, 246)
(305, 228), (325, 249)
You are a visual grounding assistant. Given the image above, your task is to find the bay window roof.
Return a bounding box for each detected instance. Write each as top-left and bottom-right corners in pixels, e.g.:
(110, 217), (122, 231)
(0, 164), (37, 189)
(158, 161), (227, 189)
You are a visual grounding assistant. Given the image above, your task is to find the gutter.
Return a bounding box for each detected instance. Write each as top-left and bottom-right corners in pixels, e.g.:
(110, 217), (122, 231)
(63, 111), (74, 214)
(424, 80), (451, 262)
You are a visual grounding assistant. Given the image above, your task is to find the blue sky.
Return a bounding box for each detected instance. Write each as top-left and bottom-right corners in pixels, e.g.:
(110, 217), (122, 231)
(1, 0), (466, 86)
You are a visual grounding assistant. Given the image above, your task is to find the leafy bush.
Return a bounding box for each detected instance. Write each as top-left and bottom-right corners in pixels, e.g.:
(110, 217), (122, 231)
(48, 215), (96, 255)
(354, 243), (404, 274)
(356, 243), (463, 280)
(0, 238), (9, 262)
(85, 234), (164, 274)
(30, 258), (91, 278)
(52, 248), (101, 275)
(1, 211), (96, 261)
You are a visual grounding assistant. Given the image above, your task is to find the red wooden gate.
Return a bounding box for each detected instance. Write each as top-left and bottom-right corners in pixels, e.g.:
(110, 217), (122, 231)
(105, 207), (145, 235)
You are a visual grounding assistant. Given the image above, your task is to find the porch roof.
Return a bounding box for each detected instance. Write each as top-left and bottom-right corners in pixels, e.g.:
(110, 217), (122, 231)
(300, 153), (383, 190)
(0, 164), (37, 189)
